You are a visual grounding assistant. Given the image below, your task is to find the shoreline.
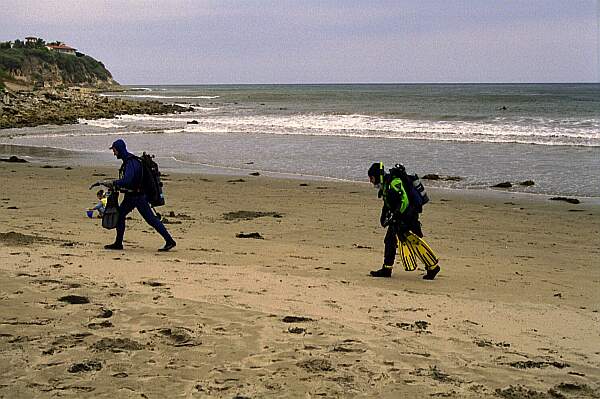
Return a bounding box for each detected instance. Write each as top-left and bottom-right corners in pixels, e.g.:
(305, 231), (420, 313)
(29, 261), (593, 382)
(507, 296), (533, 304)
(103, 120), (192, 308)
(2, 141), (598, 206)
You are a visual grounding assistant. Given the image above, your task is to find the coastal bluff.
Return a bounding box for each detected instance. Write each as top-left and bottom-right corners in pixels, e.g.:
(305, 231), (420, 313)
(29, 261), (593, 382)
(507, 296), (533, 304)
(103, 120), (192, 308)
(0, 37), (193, 129)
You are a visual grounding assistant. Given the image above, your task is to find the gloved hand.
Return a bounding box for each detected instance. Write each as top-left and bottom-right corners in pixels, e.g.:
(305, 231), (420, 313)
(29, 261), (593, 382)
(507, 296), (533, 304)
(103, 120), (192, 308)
(384, 212), (406, 229)
(380, 211), (391, 227)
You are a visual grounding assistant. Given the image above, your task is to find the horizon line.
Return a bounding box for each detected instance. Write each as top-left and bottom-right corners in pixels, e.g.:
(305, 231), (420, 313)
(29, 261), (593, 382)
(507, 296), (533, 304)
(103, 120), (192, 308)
(119, 81), (600, 86)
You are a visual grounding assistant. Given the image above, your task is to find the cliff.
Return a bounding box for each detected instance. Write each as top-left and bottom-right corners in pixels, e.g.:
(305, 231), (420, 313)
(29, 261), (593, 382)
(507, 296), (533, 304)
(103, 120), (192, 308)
(0, 39), (118, 90)
(0, 39), (194, 129)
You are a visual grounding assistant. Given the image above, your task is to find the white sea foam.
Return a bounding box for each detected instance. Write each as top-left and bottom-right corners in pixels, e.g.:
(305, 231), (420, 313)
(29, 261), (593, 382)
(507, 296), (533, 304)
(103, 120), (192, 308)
(78, 119), (126, 129)
(173, 104), (220, 111)
(99, 94), (220, 99)
(9, 130), (148, 140)
(15, 108), (600, 147)
(116, 115), (189, 122)
(170, 114), (600, 146)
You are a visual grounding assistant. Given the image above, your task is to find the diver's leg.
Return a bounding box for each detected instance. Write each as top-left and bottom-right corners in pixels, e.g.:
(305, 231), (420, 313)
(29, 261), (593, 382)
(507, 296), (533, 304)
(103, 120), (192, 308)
(106, 194), (135, 249)
(370, 225), (396, 277)
(135, 196), (176, 249)
(383, 225), (398, 266)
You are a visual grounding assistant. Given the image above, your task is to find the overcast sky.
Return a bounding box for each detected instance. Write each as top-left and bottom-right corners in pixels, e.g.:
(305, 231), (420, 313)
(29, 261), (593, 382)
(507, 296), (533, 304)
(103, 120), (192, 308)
(2, 0), (598, 84)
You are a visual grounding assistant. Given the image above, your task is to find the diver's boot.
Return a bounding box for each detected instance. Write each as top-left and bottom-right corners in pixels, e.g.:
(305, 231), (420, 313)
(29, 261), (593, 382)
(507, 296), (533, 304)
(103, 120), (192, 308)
(158, 240), (176, 252)
(104, 242), (123, 250)
(370, 266), (392, 278)
(423, 265), (440, 280)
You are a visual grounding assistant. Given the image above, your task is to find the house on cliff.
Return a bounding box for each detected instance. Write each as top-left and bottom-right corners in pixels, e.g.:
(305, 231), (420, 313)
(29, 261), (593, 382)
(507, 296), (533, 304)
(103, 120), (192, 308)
(46, 42), (77, 55)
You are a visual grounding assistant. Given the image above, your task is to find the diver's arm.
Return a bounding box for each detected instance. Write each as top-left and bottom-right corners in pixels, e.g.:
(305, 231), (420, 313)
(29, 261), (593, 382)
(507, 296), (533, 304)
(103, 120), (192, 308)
(380, 204), (390, 227)
(113, 159), (137, 189)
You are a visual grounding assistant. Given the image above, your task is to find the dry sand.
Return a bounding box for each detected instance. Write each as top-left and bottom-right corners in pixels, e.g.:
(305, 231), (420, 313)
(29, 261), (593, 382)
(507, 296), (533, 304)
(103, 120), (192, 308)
(0, 161), (599, 398)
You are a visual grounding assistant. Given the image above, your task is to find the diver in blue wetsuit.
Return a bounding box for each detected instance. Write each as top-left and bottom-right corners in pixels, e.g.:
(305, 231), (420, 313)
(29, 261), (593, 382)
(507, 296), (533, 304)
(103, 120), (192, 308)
(104, 139), (176, 252)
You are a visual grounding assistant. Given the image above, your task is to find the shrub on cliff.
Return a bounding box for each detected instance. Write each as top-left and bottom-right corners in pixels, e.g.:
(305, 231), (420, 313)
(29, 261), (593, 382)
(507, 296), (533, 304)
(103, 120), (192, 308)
(0, 67), (11, 90)
(0, 49), (25, 70)
(0, 42), (116, 88)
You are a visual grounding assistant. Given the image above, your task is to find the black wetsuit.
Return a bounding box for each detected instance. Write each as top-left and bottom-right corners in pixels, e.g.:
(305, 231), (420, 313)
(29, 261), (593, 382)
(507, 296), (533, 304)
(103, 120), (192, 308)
(380, 173), (422, 266)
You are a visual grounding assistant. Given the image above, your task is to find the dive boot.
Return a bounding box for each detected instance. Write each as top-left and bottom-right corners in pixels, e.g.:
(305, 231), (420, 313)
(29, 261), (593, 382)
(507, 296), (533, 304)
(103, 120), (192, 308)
(158, 240), (177, 252)
(423, 265), (440, 280)
(104, 242), (123, 250)
(370, 266), (392, 278)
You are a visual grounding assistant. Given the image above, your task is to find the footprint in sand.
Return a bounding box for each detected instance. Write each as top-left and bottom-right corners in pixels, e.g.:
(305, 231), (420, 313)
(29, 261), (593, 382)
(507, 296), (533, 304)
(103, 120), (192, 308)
(88, 320), (113, 329)
(297, 358), (334, 372)
(154, 327), (201, 347)
(90, 337), (144, 352)
(68, 360), (102, 373)
(141, 280), (165, 287)
(96, 307), (113, 318)
(391, 320), (430, 333)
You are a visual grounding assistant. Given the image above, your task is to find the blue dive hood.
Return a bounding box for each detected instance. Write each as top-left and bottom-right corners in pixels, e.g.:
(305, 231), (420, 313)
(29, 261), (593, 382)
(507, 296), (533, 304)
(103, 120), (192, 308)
(110, 139), (130, 160)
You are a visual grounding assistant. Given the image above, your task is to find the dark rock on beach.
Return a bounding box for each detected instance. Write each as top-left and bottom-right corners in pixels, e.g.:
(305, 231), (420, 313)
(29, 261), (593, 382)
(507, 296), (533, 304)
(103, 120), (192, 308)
(223, 211), (282, 221)
(161, 218), (182, 224)
(282, 316), (314, 323)
(519, 180), (535, 186)
(550, 197), (580, 204)
(492, 182), (512, 188)
(236, 232), (264, 239)
(422, 174), (462, 181)
(58, 295), (90, 304)
(0, 156), (27, 163)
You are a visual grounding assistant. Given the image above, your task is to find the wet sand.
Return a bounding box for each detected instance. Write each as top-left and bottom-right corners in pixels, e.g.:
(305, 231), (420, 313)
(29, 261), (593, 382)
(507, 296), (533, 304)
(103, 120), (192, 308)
(0, 161), (599, 398)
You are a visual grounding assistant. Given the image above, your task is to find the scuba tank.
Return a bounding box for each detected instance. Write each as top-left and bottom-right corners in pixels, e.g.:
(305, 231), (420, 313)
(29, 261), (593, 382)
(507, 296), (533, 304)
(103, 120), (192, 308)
(390, 164), (429, 212)
(411, 174), (429, 206)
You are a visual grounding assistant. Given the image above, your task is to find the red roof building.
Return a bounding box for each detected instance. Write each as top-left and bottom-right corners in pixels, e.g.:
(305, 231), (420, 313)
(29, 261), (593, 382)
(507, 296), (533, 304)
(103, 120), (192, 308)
(46, 43), (77, 55)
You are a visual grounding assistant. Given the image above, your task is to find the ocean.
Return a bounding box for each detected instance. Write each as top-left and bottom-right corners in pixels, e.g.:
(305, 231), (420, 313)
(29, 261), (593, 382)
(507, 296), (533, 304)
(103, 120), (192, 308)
(1, 84), (599, 198)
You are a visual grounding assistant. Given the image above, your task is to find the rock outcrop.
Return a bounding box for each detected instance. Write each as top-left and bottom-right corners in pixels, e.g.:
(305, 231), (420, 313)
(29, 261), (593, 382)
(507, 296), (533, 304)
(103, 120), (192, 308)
(0, 88), (193, 129)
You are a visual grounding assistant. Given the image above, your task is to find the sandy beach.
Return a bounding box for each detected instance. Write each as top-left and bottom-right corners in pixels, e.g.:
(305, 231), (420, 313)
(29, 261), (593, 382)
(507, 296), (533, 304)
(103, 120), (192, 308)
(0, 160), (599, 398)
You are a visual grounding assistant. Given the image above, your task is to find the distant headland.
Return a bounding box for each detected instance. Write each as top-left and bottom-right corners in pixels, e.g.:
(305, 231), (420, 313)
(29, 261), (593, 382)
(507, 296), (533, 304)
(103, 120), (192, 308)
(0, 37), (192, 129)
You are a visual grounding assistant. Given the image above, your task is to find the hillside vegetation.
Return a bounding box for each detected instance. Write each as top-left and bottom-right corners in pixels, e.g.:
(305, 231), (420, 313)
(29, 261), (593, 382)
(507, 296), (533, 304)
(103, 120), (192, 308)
(0, 38), (118, 90)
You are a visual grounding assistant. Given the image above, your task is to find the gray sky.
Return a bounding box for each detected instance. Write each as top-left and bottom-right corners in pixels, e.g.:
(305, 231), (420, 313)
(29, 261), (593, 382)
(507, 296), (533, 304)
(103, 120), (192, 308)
(2, 0), (598, 84)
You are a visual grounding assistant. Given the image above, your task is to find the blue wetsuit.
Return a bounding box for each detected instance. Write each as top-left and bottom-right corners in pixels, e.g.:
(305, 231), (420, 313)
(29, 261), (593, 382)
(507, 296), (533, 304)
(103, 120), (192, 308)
(110, 139), (174, 246)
